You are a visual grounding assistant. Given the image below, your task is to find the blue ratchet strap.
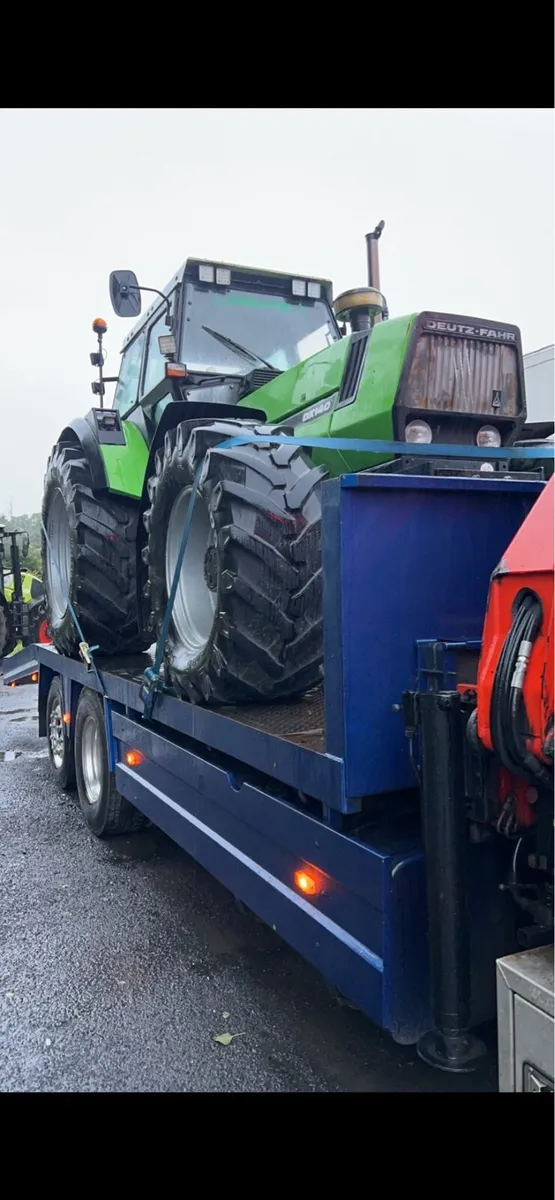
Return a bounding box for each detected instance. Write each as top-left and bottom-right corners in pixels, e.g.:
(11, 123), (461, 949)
(140, 458), (205, 719)
(218, 434), (554, 461)
(139, 432), (553, 719)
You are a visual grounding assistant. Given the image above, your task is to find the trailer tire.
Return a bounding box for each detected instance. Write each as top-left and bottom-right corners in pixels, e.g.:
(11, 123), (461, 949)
(42, 443), (148, 658)
(144, 420), (326, 705)
(46, 676), (76, 790)
(74, 688), (146, 837)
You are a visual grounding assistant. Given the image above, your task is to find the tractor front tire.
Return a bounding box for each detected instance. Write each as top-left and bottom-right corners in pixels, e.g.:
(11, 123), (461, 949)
(42, 444), (148, 658)
(144, 421), (325, 705)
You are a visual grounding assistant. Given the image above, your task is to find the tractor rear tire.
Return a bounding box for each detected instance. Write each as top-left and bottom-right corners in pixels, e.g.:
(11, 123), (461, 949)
(42, 444), (148, 658)
(144, 421), (325, 705)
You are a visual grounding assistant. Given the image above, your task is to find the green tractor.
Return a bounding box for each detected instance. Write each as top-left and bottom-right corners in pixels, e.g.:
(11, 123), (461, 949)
(0, 526), (49, 659)
(41, 223), (529, 705)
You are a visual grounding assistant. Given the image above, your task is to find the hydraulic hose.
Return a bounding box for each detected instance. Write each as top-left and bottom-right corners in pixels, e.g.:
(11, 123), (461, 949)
(490, 592), (551, 786)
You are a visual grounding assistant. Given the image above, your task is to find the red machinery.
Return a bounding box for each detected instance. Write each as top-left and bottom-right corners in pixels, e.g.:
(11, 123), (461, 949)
(473, 476), (553, 932)
(478, 476), (553, 784)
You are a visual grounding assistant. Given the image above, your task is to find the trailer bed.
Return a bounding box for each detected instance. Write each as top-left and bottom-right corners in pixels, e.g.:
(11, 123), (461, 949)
(3, 643), (339, 809)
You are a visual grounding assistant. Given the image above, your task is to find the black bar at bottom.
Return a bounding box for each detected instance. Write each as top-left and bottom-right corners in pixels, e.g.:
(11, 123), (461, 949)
(417, 689), (485, 1072)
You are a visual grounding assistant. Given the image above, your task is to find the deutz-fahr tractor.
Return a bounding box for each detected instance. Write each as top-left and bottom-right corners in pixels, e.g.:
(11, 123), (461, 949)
(41, 223), (532, 706)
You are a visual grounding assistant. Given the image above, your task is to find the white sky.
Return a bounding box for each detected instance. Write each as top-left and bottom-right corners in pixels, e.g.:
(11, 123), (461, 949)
(0, 107), (553, 514)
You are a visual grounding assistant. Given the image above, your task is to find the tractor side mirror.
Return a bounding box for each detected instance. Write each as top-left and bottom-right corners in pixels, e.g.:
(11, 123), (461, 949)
(109, 270), (142, 318)
(21, 533), (29, 558)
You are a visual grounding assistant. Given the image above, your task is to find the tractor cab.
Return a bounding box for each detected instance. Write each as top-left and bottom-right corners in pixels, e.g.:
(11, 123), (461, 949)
(177, 258), (339, 379)
(107, 258), (341, 419)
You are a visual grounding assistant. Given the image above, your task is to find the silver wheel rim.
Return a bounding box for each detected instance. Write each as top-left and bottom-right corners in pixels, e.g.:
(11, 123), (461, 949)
(165, 487), (217, 665)
(47, 488), (72, 626)
(81, 715), (103, 805)
(49, 697), (64, 770)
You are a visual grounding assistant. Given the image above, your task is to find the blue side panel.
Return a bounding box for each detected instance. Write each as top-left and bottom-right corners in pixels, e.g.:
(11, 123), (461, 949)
(323, 474), (544, 801)
(112, 710), (518, 1043)
(112, 710), (432, 1042)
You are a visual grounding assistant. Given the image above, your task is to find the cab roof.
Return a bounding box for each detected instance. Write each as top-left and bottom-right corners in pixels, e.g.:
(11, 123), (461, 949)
(120, 257), (334, 352)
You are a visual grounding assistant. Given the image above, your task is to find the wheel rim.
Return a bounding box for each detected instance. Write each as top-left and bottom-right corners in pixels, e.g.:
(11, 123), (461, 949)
(47, 489), (72, 627)
(38, 619), (51, 645)
(165, 487), (217, 664)
(49, 697), (65, 771)
(81, 715), (103, 805)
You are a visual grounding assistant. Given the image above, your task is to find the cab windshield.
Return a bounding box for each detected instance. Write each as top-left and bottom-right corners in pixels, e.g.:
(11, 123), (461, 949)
(181, 283), (338, 375)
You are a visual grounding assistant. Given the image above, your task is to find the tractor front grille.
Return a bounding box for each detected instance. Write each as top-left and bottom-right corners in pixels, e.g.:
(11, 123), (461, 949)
(405, 333), (520, 418)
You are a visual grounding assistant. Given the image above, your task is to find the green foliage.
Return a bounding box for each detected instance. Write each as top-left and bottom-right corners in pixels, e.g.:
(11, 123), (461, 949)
(0, 512), (42, 577)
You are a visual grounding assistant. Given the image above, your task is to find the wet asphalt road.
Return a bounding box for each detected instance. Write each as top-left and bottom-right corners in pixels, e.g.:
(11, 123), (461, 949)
(0, 677), (499, 1093)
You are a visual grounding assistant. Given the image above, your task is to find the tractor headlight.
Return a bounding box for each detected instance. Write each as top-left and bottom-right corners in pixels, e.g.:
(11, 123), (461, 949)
(405, 419), (432, 444)
(476, 425), (501, 448)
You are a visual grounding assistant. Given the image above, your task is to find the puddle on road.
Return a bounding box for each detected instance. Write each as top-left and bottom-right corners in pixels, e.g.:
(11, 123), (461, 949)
(0, 748), (47, 762)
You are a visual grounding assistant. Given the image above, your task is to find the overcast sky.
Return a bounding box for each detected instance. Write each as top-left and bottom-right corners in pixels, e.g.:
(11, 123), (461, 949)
(0, 107), (553, 514)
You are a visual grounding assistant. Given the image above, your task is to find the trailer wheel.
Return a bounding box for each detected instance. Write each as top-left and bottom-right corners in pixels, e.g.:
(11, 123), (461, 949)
(46, 676), (76, 790)
(74, 688), (145, 837)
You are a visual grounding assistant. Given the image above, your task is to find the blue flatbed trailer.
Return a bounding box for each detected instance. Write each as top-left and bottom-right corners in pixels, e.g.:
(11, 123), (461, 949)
(1, 471), (545, 1055)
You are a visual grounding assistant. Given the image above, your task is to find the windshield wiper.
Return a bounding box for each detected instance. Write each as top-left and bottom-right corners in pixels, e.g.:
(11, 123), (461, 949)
(201, 325), (278, 373)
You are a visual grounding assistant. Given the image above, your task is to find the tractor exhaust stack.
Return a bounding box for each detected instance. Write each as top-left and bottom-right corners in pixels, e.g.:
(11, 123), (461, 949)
(332, 221), (388, 333)
(365, 221), (386, 324)
(366, 220), (385, 292)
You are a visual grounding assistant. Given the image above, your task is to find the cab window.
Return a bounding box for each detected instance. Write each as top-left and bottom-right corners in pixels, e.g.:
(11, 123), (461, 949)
(113, 331), (146, 417)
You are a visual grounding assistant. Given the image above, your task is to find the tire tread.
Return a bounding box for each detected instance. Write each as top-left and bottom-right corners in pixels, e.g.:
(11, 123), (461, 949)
(144, 420), (325, 705)
(42, 443), (148, 658)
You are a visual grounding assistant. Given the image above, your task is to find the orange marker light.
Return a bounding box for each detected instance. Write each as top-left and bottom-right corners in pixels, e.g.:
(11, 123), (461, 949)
(165, 362), (187, 379)
(62, 712), (71, 725)
(31, 672), (38, 683)
(294, 869), (318, 896)
(10, 682), (16, 688)
(125, 749), (144, 767)
(92, 317), (107, 334)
